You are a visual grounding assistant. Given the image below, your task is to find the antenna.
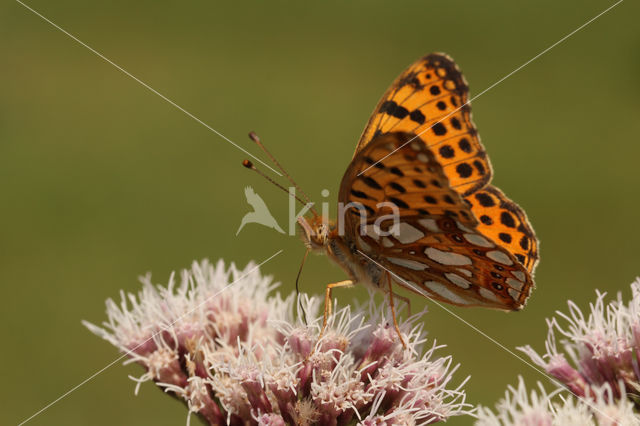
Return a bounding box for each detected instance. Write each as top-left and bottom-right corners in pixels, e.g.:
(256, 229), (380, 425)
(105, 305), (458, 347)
(247, 132), (318, 216)
(242, 160), (309, 208)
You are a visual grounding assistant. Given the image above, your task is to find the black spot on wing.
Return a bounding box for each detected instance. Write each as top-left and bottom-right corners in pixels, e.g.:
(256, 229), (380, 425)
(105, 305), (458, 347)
(389, 182), (406, 193)
(498, 233), (512, 243)
(475, 193), (495, 207)
(350, 189), (369, 199)
(458, 138), (472, 153)
(389, 167), (404, 177)
(362, 176), (382, 190)
(432, 122), (447, 136)
(388, 197), (409, 209)
(473, 160), (486, 175)
(413, 179), (426, 188)
(480, 215), (493, 225)
(500, 211), (516, 228)
(410, 109), (426, 125)
(439, 145), (455, 158)
(380, 100), (409, 119)
(456, 163), (473, 178)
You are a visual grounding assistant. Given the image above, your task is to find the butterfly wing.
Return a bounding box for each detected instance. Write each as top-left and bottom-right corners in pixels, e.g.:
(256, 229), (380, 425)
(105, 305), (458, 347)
(466, 186), (539, 274)
(356, 53), (491, 196)
(338, 132), (535, 310)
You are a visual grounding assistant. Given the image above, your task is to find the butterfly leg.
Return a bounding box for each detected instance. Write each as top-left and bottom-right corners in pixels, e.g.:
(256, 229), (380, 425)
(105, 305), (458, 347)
(386, 272), (408, 349)
(320, 280), (354, 334)
(391, 291), (412, 317)
(304, 279), (355, 359)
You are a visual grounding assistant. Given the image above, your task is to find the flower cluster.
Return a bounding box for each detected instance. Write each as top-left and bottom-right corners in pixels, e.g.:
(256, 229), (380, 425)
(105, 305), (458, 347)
(84, 259), (471, 425)
(519, 279), (640, 404)
(476, 279), (640, 425)
(475, 376), (639, 426)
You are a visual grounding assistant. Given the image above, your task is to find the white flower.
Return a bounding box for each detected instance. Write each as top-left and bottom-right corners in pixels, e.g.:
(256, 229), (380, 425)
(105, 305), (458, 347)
(518, 279), (640, 403)
(85, 259), (472, 425)
(475, 377), (640, 426)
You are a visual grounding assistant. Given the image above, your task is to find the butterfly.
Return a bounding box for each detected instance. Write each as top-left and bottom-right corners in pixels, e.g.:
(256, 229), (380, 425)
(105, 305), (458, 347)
(245, 53), (538, 343)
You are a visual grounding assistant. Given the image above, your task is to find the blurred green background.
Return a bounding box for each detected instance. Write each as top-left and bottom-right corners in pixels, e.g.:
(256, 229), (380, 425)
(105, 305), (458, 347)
(2, 0), (639, 424)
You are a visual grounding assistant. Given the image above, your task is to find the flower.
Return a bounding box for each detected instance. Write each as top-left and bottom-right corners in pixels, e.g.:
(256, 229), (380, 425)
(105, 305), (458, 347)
(518, 279), (640, 404)
(476, 278), (640, 425)
(474, 376), (640, 426)
(84, 259), (472, 425)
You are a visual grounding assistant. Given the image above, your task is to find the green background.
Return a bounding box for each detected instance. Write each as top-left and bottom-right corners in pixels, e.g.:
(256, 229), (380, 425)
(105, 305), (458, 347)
(3, 0), (639, 424)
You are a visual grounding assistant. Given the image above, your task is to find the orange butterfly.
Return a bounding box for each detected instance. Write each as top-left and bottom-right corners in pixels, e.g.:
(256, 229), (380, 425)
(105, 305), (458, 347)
(244, 53), (538, 345)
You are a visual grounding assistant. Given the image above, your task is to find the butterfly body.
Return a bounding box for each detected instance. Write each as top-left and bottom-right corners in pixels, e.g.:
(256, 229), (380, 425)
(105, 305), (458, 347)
(297, 53), (538, 311)
(298, 216), (385, 291)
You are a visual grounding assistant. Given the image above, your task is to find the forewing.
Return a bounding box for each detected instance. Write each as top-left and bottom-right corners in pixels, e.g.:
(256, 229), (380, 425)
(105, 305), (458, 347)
(356, 53), (491, 196)
(338, 132), (534, 310)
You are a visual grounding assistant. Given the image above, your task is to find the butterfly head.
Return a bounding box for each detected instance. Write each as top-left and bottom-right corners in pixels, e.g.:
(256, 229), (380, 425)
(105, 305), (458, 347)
(297, 215), (331, 251)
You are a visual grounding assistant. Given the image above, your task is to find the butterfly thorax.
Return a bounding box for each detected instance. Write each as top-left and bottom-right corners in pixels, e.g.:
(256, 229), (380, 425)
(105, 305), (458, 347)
(326, 233), (385, 291)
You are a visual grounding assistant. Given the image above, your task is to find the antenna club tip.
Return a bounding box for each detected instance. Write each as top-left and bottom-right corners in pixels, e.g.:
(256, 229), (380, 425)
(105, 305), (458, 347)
(242, 159), (254, 169)
(248, 131), (260, 143)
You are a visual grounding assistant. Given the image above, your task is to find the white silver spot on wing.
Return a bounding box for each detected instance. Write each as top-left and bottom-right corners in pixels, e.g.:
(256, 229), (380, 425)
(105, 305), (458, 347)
(417, 153), (429, 163)
(424, 247), (472, 266)
(363, 225), (381, 241)
(381, 237), (394, 248)
(387, 257), (428, 270)
(445, 273), (471, 289)
(486, 250), (514, 265)
(401, 280), (430, 298)
(393, 222), (425, 244)
(424, 280), (472, 305)
(479, 287), (500, 302)
(457, 268), (472, 277)
(506, 278), (524, 291)
(418, 218), (440, 233)
(456, 221), (474, 233)
(356, 235), (371, 252)
(512, 270), (526, 281)
(463, 233), (494, 248)
(410, 141), (421, 151)
(508, 288), (521, 302)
